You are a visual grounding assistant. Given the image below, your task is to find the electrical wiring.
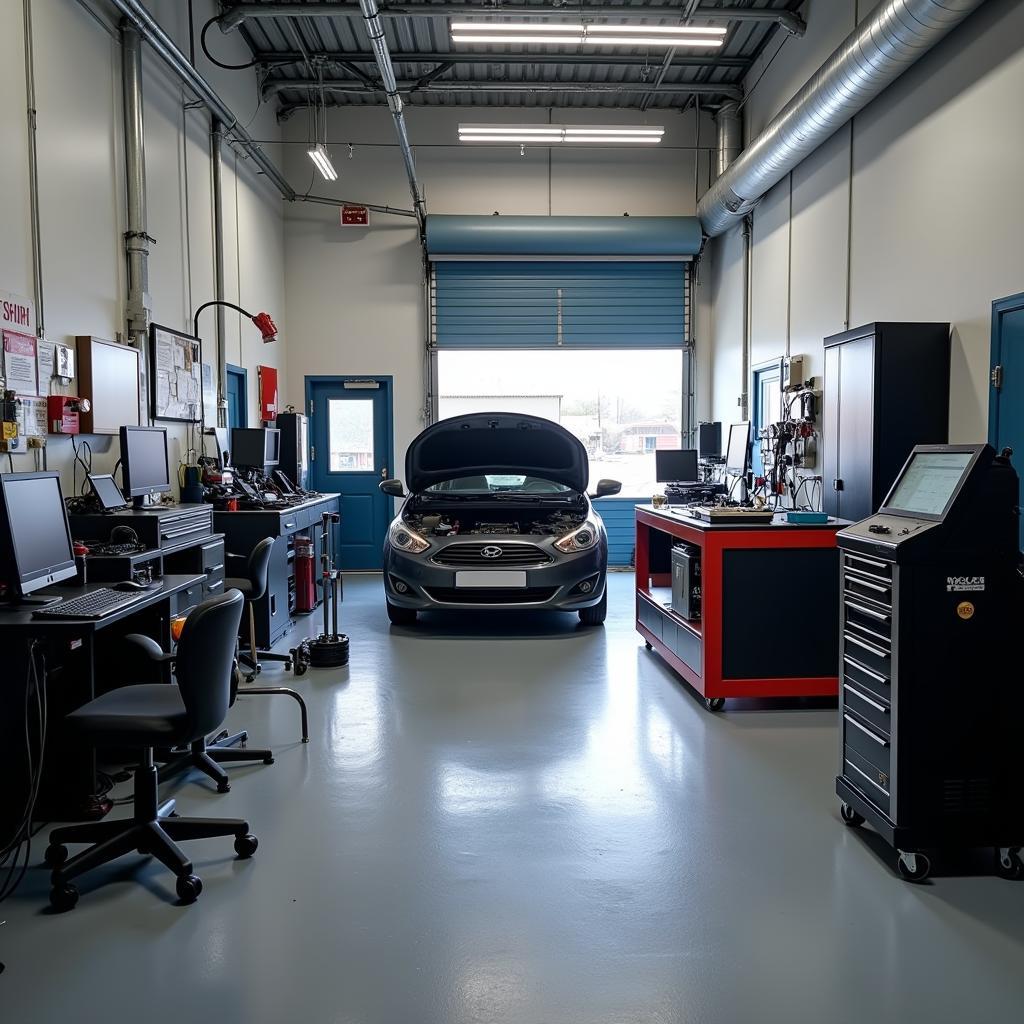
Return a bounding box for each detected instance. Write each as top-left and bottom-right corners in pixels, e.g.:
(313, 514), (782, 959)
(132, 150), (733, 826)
(71, 436), (93, 496)
(200, 16), (258, 71)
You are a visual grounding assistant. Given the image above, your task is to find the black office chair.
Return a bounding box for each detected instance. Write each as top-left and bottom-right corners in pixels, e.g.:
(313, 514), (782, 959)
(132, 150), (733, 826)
(44, 590), (258, 911)
(221, 537), (309, 743)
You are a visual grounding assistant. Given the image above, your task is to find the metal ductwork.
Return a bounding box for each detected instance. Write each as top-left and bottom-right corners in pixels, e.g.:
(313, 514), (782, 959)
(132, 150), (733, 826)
(358, 0), (427, 231)
(698, 0), (989, 237)
(714, 100), (743, 178)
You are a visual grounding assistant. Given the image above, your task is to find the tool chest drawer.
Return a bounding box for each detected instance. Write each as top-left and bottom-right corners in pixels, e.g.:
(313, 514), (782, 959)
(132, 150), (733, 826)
(843, 712), (890, 776)
(200, 539), (225, 572)
(843, 682), (891, 737)
(843, 745), (891, 814)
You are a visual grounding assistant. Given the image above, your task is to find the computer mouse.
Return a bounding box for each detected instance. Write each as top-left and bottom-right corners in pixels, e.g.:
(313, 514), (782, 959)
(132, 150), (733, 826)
(115, 579), (149, 591)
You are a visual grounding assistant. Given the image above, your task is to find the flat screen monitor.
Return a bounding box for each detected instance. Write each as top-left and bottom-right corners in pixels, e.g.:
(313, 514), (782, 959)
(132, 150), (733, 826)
(725, 421), (751, 477)
(232, 427), (280, 469)
(884, 450), (974, 519)
(0, 472), (77, 596)
(88, 473), (128, 511)
(655, 449), (698, 484)
(698, 421), (722, 459)
(209, 427), (231, 468)
(119, 425), (171, 499)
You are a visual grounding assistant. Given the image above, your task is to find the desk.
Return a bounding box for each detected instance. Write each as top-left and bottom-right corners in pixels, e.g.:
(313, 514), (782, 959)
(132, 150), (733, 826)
(214, 493), (340, 647)
(635, 506), (843, 708)
(0, 574), (204, 833)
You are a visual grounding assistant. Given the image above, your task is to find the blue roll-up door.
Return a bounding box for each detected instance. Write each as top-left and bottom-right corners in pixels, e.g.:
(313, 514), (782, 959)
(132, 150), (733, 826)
(432, 261), (688, 349)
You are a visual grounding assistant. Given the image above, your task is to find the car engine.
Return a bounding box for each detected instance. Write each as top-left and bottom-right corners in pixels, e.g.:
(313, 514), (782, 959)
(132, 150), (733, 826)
(403, 509), (586, 538)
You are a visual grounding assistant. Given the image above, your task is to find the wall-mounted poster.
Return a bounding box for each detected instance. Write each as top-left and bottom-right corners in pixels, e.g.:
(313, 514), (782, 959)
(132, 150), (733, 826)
(150, 323), (202, 423)
(2, 331), (39, 396)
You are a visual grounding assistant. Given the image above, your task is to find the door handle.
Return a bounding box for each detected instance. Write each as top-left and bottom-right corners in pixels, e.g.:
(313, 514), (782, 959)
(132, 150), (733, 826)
(380, 466), (388, 479)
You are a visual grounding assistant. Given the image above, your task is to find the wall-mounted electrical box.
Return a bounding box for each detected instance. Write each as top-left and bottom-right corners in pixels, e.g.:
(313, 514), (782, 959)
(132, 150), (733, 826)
(782, 355), (804, 390)
(1, 391), (21, 452)
(48, 395), (89, 434)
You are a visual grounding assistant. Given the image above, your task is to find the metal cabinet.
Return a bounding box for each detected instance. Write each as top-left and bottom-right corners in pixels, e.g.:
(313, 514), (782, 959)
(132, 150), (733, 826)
(822, 322), (950, 523)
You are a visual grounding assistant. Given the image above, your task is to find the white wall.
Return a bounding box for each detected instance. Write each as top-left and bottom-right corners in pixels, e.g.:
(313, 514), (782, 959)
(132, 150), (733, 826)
(706, 0), (1024, 444)
(282, 105), (716, 469)
(0, 0), (286, 497)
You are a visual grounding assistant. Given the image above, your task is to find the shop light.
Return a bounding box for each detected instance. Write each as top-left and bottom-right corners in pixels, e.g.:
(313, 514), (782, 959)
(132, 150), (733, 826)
(458, 124), (665, 145)
(450, 22), (726, 48)
(307, 142), (338, 182)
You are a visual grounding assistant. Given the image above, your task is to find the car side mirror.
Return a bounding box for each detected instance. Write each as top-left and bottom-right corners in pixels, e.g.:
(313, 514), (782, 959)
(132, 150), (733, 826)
(379, 479), (406, 498)
(591, 479), (622, 498)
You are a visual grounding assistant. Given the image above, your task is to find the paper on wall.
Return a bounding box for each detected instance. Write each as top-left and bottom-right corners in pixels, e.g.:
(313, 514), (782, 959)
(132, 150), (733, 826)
(3, 331), (39, 396)
(37, 339), (56, 392)
(19, 396), (47, 437)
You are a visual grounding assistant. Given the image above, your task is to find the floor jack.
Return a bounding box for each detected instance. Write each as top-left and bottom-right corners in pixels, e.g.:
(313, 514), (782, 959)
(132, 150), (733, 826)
(290, 511), (349, 674)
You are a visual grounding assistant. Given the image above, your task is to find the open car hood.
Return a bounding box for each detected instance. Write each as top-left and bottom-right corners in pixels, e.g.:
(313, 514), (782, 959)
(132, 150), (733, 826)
(406, 413), (589, 494)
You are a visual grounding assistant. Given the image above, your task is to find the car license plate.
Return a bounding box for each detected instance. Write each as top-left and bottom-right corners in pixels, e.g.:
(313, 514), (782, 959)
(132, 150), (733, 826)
(454, 570), (527, 588)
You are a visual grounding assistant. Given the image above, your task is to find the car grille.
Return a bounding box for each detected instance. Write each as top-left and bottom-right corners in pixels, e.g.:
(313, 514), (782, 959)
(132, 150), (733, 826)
(432, 542), (553, 568)
(424, 587), (558, 605)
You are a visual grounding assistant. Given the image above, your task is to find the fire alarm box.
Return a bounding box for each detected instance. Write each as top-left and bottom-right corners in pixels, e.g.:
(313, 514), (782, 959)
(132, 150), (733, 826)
(48, 395), (89, 434)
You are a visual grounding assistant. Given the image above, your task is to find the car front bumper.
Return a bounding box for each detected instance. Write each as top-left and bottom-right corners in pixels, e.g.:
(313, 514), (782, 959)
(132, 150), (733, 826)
(384, 543), (607, 611)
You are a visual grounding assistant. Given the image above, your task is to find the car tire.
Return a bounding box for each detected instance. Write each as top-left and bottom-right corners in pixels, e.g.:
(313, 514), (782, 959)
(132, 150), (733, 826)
(386, 600), (417, 626)
(578, 589), (608, 626)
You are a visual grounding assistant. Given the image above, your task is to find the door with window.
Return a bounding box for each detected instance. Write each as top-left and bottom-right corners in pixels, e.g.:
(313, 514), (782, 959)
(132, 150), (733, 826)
(751, 360), (783, 477)
(226, 364), (247, 430)
(308, 378), (393, 571)
(991, 293), (1024, 549)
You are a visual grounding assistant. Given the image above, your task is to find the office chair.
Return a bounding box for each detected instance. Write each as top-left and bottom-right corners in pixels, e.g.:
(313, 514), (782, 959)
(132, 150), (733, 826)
(221, 537), (309, 743)
(45, 590), (258, 911)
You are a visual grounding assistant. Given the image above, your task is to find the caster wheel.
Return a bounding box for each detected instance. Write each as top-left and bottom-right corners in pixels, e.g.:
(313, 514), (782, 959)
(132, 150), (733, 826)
(284, 659), (293, 671)
(49, 882), (79, 912)
(897, 851), (931, 882)
(996, 847), (1024, 880)
(217, 781), (231, 794)
(176, 874), (203, 904)
(234, 833), (259, 859)
(644, 641), (653, 650)
(263, 755), (275, 765)
(43, 844), (68, 869)
(294, 661), (308, 677)
(705, 697), (726, 712)
(840, 803), (865, 827)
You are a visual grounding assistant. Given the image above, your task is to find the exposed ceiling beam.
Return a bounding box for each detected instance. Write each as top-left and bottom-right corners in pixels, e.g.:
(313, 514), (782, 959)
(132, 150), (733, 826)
(252, 49), (750, 69)
(221, 3), (807, 36)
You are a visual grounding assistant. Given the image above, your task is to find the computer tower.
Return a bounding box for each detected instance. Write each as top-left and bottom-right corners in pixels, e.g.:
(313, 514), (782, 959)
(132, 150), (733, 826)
(276, 412), (309, 490)
(671, 544), (701, 620)
(698, 422), (722, 459)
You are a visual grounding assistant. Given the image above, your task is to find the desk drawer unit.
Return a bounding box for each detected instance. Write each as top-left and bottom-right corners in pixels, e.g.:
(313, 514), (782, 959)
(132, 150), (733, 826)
(200, 539), (226, 598)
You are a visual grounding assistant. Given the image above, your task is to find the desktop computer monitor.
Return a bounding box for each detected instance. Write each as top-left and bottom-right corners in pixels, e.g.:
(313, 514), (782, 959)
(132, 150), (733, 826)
(208, 427), (231, 468)
(88, 473), (128, 512)
(655, 449), (699, 484)
(725, 421), (751, 478)
(120, 426), (171, 505)
(232, 427), (280, 470)
(0, 472), (77, 598)
(698, 421), (722, 459)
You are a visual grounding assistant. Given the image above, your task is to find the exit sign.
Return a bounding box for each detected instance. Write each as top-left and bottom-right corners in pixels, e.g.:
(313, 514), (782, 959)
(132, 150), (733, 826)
(340, 204), (370, 227)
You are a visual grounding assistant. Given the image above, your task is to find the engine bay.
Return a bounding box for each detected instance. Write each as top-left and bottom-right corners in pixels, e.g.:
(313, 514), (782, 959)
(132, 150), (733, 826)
(403, 508), (587, 538)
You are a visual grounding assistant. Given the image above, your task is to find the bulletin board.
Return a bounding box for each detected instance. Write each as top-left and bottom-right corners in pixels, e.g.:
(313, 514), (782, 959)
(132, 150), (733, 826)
(150, 323), (203, 423)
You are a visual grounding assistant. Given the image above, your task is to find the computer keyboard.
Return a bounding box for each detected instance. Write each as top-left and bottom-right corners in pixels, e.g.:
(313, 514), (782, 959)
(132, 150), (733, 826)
(32, 587), (150, 620)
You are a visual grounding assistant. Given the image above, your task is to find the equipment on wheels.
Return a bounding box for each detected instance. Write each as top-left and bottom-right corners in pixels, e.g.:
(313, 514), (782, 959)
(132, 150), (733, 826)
(290, 511), (348, 672)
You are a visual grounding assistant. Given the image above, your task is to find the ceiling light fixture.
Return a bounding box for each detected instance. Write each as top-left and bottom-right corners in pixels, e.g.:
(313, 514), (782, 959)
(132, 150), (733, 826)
(458, 124), (666, 145)
(308, 142), (338, 181)
(450, 21), (726, 48)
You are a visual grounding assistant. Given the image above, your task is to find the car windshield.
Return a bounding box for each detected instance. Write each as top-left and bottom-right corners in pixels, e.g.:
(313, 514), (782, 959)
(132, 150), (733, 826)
(424, 475), (573, 495)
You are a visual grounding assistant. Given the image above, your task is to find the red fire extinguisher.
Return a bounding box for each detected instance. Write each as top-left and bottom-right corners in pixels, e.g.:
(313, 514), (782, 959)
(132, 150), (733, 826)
(294, 534), (316, 613)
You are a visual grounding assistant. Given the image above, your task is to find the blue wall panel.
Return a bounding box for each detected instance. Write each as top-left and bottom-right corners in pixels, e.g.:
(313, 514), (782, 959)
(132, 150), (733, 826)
(593, 497), (639, 567)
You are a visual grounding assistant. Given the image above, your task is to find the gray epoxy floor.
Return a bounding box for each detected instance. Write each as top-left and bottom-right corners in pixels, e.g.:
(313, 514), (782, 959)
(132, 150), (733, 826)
(2, 572), (1023, 1022)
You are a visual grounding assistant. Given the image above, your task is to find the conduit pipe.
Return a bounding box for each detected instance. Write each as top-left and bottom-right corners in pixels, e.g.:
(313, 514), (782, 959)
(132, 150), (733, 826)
(211, 119), (228, 412)
(23, 0), (44, 334)
(357, 0), (427, 231)
(698, 0), (989, 237)
(714, 100), (742, 179)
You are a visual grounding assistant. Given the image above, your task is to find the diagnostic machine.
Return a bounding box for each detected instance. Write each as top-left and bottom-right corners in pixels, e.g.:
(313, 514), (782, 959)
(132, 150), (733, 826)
(835, 444), (1023, 882)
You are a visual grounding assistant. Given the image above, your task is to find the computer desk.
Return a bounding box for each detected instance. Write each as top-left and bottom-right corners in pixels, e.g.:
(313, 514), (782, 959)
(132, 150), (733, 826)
(0, 574), (205, 836)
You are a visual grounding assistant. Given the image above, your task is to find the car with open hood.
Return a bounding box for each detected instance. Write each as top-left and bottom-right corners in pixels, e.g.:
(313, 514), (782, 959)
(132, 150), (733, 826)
(379, 413), (621, 625)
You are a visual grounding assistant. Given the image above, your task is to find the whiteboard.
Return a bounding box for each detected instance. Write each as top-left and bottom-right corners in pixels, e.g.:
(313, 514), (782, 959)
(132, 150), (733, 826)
(76, 336), (141, 434)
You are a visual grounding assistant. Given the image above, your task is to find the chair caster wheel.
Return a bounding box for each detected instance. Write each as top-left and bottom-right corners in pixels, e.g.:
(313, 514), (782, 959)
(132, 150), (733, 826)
(294, 661), (308, 677)
(176, 873), (203, 904)
(840, 803), (865, 827)
(43, 844), (68, 869)
(217, 781), (231, 794)
(234, 833), (258, 858)
(644, 641), (653, 650)
(284, 659), (293, 671)
(897, 851), (931, 882)
(996, 847), (1024, 880)
(49, 882), (79, 912)
(263, 755), (275, 765)
(705, 697), (726, 712)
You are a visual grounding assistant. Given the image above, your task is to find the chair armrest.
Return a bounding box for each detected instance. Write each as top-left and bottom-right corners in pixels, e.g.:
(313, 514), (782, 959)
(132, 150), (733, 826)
(225, 552), (249, 569)
(123, 633), (175, 664)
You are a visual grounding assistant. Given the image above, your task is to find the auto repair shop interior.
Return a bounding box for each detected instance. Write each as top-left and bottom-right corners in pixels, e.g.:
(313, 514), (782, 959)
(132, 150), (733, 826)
(1, 0), (1023, 1020)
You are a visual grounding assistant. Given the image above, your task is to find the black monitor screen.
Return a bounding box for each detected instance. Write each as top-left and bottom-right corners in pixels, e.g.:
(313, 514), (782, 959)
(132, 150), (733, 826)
(655, 449), (698, 483)
(698, 422), (722, 459)
(88, 473), (127, 511)
(0, 473), (76, 594)
(725, 422), (751, 477)
(265, 428), (281, 467)
(232, 428), (280, 468)
(886, 451), (973, 517)
(120, 426), (170, 496)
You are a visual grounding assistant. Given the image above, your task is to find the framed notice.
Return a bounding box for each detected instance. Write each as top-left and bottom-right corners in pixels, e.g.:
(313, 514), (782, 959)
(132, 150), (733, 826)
(2, 331), (39, 396)
(150, 323), (203, 423)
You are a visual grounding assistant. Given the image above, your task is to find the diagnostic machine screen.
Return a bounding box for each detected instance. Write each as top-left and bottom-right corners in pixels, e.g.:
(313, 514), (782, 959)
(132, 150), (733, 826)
(888, 451), (973, 516)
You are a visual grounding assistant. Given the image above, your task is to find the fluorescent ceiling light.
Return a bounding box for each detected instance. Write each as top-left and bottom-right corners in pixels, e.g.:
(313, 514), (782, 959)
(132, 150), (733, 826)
(451, 34), (724, 48)
(458, 124), (666, 145)
(450, 22), (726, 36)
(307, 142), (337, 181)
(450, 21), (726, 47)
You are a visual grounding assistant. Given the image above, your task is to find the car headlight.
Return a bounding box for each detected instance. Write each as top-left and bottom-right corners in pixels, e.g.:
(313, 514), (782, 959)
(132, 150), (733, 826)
(554, 518), (600, 553)
(389, 520), (431, 554)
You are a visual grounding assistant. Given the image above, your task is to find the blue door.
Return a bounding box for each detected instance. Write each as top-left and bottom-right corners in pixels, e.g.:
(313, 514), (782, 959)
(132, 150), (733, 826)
(307, 378), (393, 571)
(751, 360), (782, 477)
(226, 364), (248, 429)
(990, 293), (1024, 549)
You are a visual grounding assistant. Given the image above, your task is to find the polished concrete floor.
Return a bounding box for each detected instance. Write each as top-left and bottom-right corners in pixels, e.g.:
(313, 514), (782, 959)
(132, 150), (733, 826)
(2, 572), (1023, 1021)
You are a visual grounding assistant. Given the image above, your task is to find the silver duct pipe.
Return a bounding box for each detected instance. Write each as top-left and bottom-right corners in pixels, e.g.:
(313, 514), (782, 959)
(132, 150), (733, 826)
(23, 0), (44, 334)
(109, 0), (295, 201)
(211, 120), (228, 416)
(714, 100), (742, 179)
(221, 3), (807, 36)
(122, 24), (151, 387)
(698, 0), (989, 237)
(357, 0), (427, 231)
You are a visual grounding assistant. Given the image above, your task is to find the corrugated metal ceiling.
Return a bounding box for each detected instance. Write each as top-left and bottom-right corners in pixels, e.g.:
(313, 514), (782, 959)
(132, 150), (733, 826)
(221, 1), (803, 114)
